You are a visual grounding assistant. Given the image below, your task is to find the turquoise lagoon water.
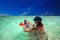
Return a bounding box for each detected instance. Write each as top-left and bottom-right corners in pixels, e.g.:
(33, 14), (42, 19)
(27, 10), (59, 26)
(0, 16), (60, 40)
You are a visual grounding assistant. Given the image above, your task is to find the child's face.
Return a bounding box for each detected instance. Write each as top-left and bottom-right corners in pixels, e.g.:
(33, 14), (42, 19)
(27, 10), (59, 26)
(24, 20), (27, 22)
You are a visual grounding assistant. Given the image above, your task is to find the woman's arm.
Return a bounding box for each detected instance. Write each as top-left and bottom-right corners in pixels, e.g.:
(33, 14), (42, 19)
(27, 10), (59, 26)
(23, 26), (32, 32)
(23, 29), (32, 32)
(23, 24), (35, 32)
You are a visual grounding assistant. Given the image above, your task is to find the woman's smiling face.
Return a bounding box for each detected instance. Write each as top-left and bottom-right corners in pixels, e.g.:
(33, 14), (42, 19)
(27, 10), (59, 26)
(34, 21), (38, 24)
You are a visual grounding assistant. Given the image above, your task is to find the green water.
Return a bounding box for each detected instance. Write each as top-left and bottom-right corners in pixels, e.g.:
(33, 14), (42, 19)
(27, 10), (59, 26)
(0, 16), (60, 40)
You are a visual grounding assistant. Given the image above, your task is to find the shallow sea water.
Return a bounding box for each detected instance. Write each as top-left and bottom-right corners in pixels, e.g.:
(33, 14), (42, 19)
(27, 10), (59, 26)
(0, 16), (60, 40)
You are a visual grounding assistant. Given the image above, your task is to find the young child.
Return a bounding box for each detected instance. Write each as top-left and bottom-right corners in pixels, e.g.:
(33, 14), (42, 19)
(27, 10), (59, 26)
(24, 19), (30, 28)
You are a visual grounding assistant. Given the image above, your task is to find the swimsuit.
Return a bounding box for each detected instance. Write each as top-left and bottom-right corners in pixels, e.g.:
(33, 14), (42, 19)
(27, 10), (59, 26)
(24, 22), (29, 28)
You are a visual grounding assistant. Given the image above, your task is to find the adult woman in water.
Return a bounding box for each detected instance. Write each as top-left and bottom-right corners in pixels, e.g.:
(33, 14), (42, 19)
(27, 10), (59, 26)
(23, 16), (48, 40)
(24, 16), (44, 33)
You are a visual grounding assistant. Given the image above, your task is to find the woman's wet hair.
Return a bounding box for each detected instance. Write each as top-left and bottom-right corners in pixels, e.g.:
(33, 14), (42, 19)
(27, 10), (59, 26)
(34, 16), (42, 21)
(33, 16), (43, 27)
(36, 21), (43, 27)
